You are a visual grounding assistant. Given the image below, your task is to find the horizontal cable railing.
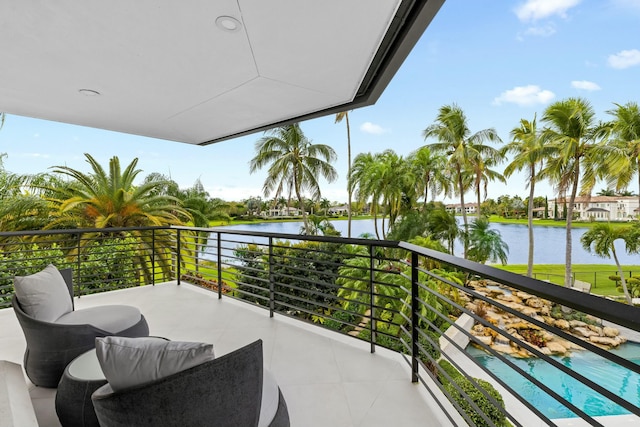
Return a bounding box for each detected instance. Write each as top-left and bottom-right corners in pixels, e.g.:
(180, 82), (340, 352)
(2, 225), (640, 426)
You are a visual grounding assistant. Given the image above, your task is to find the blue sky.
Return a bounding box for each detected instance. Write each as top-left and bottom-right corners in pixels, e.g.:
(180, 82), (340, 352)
(2, 0), (640, 203)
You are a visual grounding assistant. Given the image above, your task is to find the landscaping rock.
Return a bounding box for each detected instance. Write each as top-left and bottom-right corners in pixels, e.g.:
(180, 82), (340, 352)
(554, 319), (570, 330)
(573, 326), (598, 338)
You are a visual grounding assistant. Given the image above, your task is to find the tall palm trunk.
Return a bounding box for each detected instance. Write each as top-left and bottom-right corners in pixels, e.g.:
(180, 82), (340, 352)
(637, 161), (640, 216)
(456, 164), (468, 258)
(345, 113), (353, 238)
(293, 174), (308, 233)
(565, 161), (580, 287)
(612, 246), (633, 304)
(475, 177), (482, 220)
(526, 165), (536, 277)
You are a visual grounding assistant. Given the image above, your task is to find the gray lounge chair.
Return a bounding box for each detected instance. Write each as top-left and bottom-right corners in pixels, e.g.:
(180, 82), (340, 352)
(92, 339), (289, 427)
(12, 268), (149, 387)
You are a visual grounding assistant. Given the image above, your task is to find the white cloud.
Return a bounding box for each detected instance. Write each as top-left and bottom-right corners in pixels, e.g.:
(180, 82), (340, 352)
(360, 122), (389, 135)
(493, 85), (555, 106)
(523, 24), (556, 37)
(607, 49), (640, 69)
(515, 0), (581, 22)
(571, 80), (601, 91)
(20, 152), (50, 159)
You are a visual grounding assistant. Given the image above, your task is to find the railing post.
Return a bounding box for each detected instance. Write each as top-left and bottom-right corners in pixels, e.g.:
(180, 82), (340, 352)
(269, 237), (274, 318)
(217, 232), (223, 299)
(369, 244), (376, 354)
(151, 229), (155, 286)
(411, 251), (419, 383)
(176, 229), (181, 285)
(76, 233), (82, 297)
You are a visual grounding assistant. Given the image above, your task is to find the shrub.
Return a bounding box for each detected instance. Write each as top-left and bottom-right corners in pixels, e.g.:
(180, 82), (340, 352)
(233, 241), (355, 317)
(0, 243), (68, 308)
(438, 360), (507, 427)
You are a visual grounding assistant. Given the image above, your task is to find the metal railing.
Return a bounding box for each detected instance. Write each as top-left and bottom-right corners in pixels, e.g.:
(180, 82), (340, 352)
(2, 225), (640, 426)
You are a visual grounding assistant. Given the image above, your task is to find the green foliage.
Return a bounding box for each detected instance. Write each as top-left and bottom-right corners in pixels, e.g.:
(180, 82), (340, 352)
(0, 243), (68, 308)
(438, 360), (507, 427)
(233, 241), (354, 316)
(78, 236), (139, 292)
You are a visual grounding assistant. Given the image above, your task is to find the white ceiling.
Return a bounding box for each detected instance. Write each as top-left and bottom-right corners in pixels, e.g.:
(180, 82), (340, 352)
(0, 0), (444, 145)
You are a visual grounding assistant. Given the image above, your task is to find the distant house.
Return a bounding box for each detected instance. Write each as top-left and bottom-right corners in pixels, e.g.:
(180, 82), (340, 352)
(547, 196), (639, 221)
(328, 205), (349, 216)
(445, 203), (478, 215)
(262, 207), (303, 217)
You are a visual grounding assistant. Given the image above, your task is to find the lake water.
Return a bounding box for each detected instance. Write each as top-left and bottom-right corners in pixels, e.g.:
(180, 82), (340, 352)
(214, 219), (640, 266)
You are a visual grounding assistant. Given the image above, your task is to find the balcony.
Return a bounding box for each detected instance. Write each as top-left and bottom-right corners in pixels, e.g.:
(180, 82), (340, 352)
(1, 226), (640, 426)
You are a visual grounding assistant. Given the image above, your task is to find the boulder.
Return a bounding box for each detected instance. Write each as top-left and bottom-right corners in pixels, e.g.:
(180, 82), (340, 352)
(587, 324), (603, 335)
(569, 320), (587, 328)
(546, 341), (569, 355)
(526, 298), (545, 308)
(474, 335), (493, 346)
(589, 336), (622, 347)
(573, 326), (598, 338)
(472, 324), (485, 334)
(554, 319), (570, 330)
(491, 342), (515, 355)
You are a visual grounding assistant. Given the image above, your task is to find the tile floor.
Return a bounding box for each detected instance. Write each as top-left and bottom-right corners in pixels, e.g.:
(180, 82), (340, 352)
(0, 282), (453, 427)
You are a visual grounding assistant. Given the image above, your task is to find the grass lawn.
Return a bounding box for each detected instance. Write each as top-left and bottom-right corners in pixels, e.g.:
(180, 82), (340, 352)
(487, 215), (634, 228)
(497, 264), (640, 297)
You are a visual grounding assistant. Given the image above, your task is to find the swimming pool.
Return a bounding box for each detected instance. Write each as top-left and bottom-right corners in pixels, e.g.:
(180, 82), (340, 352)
(468, 343), (640, 419)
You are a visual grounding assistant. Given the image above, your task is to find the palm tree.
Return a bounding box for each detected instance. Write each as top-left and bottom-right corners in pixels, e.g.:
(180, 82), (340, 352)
(581, 223), (637, 304)
(249, 124), (337, 234)
(541, 98), (610, 287)
(427, 207), (459, 254)
(377, 150), (414, 237)
(502, 115), (552, 277)
(47, 154), (188, 229)
(605, 102), (640, 208)
(466, 218), (508, 265)
(349, 152), (383, 239)
(319, 198), (331, 215)
(467, 148), (505, 220)
(335, 111), (353, 237)
(44, 154), (190, 281)
(408, 146), (451, 209)
(423, 104), (501, 258)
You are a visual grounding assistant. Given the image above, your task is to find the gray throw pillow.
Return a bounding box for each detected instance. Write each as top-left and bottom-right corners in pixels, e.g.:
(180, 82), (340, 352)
(14, 264), (73, 322)
(95, 336), (215, 392)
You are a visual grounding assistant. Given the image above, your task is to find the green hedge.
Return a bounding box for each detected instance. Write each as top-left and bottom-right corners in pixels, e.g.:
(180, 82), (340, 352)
(438, 360), (507, 427)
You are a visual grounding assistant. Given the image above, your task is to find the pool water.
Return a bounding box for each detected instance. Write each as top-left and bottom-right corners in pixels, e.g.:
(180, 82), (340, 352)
(468, 343), (640, 419)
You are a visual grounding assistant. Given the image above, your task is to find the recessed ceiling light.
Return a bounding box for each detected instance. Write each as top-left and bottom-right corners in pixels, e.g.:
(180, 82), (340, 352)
(78, 89), (100, 96)
(215, 16), (241, 32)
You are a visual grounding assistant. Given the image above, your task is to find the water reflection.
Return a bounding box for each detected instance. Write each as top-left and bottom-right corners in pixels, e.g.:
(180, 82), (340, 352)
(210, 219), (639, 265)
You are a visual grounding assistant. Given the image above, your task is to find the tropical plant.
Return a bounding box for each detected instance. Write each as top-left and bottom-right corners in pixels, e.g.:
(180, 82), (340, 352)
(249, 124), (337, 234)
(541, 98), (610, 287)
(41, 154), (189, 281)
(467, 148), (505, 220)
(580, 223), (638, 304)
(335, 111), (353, 237)
(408, 146), (451, 208)
(502, 115), (553, 277)
(466, 218), (508, 265)
(423, 104), (502, 258)
(45, 154), (189, 229)
(605, 102), (640, 208)
(427, 207), (460, 254)
(349, 152), (383, 238)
